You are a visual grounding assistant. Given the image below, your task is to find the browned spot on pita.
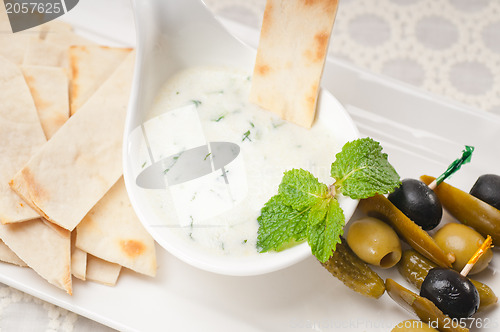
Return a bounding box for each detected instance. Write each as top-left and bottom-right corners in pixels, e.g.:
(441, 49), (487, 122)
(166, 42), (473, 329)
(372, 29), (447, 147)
(260, 2), (274, 37)
(19, 168), (48, 203)
(63, 260), (73, 295)
(305, 83), (318, 109)
(24, 78), (52, 111)
(52, 111), (68, 130)
(119, 239), (146, 258)
(22, 73), (48, 108)
(303, 0), (338, 12)
(303, 0), (318, 5)
(69, 47), (80, 114)
(314, 31), (329, 61)
(304, 31), (329, 63)
(256, 64), (271, 76)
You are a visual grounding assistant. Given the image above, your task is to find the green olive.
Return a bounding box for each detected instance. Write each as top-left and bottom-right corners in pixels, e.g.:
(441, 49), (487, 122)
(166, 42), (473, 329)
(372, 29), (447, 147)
(346, 217), (402, 268)
(391, 320), (438, 332)
(433, 223), (493, 275)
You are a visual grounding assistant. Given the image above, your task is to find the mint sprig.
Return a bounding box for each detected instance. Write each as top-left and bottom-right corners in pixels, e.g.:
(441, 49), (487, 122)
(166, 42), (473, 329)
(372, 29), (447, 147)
(330, 137), (400, 199)
(257, 137), (400, 262)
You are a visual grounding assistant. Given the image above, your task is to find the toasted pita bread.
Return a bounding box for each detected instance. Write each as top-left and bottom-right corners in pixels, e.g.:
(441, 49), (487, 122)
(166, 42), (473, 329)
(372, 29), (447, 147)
(71, 231), (86, 280)
(69, 45), (132, 115)
(86, 255), (121, 286)
(10, 52), (136, 231)
(22, 65), (69, 139)
(249, 0), (338, 128)
(0, 239), (26, 267)
(76, 177), (157, 277)
(38, 20), (73, 40)
(23, 37), (69, 68)
(0, 56), (46, 224)
(0, 34), (30, 65)
(71, 248), (87, 281)
(0, 219), (71, 294)
(44, 27), (95, 49)
(23, 21), (87, 73)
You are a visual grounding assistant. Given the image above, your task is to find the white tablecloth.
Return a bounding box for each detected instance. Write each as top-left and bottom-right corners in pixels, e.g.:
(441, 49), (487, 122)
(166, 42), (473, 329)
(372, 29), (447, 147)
(2, 0), (499, 331)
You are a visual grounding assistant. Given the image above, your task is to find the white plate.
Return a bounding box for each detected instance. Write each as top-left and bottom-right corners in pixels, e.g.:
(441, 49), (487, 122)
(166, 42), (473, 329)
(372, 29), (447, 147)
(0, 1), (498, 331)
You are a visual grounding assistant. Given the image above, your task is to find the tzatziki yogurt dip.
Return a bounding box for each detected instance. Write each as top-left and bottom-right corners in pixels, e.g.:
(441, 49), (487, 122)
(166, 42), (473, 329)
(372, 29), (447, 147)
(143, 66), (341, 257)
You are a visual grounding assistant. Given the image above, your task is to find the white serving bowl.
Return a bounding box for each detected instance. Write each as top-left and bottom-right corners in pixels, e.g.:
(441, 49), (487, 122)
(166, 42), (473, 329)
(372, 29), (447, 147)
(123, 0), (360, 276)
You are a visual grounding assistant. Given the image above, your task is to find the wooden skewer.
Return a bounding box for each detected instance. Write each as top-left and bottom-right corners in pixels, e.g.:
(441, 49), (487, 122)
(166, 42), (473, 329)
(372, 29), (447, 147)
(460, 235), (493, 277)
(428, 180), (438, 190)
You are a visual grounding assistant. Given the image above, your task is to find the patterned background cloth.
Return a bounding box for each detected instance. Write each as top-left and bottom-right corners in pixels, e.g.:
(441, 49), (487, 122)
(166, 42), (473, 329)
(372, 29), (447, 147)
(2, 0), (498, 331)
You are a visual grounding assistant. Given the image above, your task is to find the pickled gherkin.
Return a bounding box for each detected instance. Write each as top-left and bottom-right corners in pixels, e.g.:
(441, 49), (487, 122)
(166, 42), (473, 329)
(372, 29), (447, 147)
(320, 237), (385, 298)
(398, 249), (498, 310)
(386, 278), (469, 332)
(420, 175), (500, 245)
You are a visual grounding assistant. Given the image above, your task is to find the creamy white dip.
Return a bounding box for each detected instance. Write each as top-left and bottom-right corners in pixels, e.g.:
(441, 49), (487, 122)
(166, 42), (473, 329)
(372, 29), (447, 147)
(145, 66), (340, 257)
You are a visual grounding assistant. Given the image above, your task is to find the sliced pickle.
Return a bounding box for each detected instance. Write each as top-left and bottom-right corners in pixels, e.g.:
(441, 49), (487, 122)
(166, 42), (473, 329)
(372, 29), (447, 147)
(320, 238), (385, 299)
(398, 249), (498, 310)
(421, 175), (500, 245)
(359, 195), (453, 268)
(386, 278), (469, 332)
(398, 249), (436, 289)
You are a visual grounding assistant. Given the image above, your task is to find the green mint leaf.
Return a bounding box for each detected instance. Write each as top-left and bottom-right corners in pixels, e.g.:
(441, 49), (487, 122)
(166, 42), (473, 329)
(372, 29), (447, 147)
(278, 169), (330, 211)
(330, 137), (400, 199)
(257, 195), (309, 252)
(307, 199), (345, 263)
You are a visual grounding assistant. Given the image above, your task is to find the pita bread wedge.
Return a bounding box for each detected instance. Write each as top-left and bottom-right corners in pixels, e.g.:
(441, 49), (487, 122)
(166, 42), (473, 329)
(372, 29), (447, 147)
(71, 248), (87, 281)
(71, 231), (86, 281)
(0, 33), (30, 65)
(38, 20), (73, 40)
(10, 52), (136, 231)
(86, 255), (121, 286)
(44, 27), (95, 49)
(249, 0), (339, 128)
(76, 177), (157, 277)
(0, 239), (26, 267)
(69, 45), (132, 115)
(0, 56), (46, 224)
(23, 37), (69, 68)
(22, 65), (70, 139)
(0, 219), (72, 294)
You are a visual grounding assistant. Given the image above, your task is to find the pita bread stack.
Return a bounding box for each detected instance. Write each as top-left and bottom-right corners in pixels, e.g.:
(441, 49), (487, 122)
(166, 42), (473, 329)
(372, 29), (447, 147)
(0, 13), (157, 295)
(249, 0), (339, 128)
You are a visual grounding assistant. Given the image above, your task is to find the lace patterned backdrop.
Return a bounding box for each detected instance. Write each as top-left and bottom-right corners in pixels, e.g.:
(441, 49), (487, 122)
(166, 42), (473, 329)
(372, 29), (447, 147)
(1, 0), (499, 331)
(205, 0), (500, 114)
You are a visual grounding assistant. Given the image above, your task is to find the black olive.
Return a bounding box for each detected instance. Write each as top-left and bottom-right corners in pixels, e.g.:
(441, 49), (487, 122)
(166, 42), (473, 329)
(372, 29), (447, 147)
(387, 178), (442, 230)
(420, 267), (479, 319)
(470, 174), (500, 210)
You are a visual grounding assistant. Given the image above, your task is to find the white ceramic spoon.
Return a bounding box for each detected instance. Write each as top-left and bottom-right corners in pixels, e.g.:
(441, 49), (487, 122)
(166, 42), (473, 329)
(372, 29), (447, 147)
(123, 0), (359, 276)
